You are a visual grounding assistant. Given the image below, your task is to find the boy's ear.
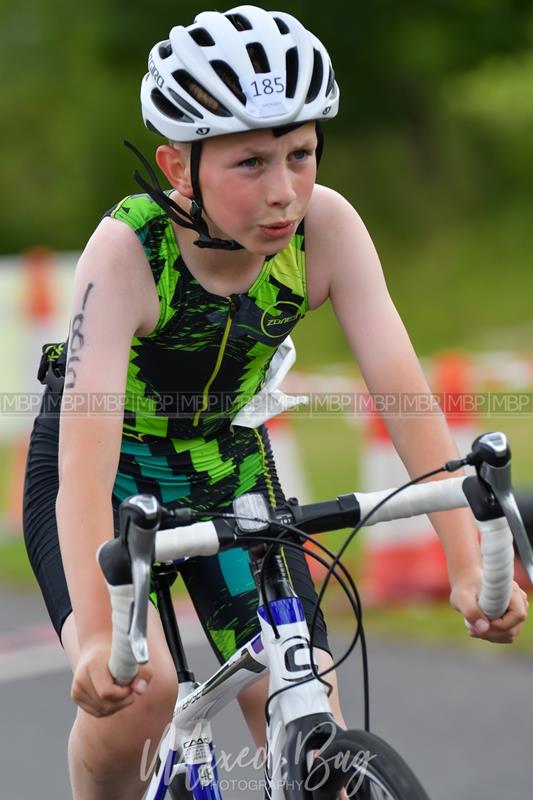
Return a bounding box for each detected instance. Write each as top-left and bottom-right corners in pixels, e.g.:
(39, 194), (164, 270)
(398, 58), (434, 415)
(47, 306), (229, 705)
(155, 144), (194, 198)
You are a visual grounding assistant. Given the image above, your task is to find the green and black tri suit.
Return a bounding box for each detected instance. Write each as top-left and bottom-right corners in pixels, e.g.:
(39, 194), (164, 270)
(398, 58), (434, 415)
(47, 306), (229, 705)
(109, 192), (309, 511)
(23, 193), (329, 662)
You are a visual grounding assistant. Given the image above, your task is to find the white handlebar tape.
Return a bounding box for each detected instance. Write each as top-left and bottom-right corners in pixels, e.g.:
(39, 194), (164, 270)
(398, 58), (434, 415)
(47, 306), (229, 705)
(356, 478), (514, 620)
(107, 583), (139, 685)
(477, 517), (515, 619)
(154, 520), (220, 562)
(356, 477), (467, 525)
(104, 479), (516, 680)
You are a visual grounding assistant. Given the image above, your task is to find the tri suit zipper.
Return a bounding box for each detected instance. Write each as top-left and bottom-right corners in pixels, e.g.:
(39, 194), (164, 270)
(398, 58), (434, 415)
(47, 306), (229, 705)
(192, 296), (238, 428)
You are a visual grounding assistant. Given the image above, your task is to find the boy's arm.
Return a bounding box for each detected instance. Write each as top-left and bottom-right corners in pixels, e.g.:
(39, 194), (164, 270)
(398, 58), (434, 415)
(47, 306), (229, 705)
(56, 216), (157, 714)
(306, 186), (528, 643)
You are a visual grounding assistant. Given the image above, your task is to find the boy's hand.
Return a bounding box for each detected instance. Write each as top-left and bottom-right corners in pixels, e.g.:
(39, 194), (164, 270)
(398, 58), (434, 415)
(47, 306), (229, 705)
(450, 574), (528, 644)
(71, 634), (152, 717)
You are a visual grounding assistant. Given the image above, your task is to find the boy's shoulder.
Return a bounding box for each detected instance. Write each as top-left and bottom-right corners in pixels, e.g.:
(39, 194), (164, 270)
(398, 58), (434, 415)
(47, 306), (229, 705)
(104, 192), (169, 232)
(306, 184), (362, 241)
(308, 183), (356, 215)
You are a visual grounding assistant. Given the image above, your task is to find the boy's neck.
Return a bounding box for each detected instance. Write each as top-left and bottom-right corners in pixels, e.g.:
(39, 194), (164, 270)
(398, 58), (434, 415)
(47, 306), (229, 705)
(172, 218), (266, 297)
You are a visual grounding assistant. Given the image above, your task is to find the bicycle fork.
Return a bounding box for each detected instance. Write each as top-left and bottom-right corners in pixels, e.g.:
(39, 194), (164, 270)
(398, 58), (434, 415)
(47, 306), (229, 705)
(250, 549), (343, 800)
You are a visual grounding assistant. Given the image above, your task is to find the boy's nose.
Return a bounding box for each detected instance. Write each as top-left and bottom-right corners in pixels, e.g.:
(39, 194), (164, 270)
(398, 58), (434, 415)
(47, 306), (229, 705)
(265, 165), (297, 207)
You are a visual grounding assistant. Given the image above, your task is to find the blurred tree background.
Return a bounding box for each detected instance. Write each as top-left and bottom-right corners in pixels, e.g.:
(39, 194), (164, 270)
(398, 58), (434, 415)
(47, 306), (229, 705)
(1, 1), (533, 600)
(1, 0), (533, 357)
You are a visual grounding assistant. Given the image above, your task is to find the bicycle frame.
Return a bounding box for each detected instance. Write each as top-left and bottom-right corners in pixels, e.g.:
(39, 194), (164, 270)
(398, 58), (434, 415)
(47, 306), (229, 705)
(145, 553), (340, 800)
(97, 432), (531, 800)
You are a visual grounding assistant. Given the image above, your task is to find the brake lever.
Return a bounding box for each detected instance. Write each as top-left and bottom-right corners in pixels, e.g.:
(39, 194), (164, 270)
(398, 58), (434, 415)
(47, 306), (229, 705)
(469, 432), (533, 583)
(119, 494), (160, 663)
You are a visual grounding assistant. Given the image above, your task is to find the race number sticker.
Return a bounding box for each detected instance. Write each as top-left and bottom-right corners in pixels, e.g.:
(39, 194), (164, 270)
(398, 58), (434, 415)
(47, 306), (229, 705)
(198, 764), (215, 787)
(240, 72), (289, 118)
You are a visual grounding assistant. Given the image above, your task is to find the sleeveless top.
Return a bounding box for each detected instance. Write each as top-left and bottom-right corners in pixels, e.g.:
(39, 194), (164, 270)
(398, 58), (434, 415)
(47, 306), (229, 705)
(107, 193), (309, 443)
(40, 194), (309, 509)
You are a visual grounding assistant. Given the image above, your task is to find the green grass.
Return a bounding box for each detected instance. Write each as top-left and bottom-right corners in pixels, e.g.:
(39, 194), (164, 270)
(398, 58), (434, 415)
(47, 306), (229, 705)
(0, 443), (12, 515)
(0, 441), (33, 586)
(0, 537), (37, 587)
(329, 597), (533, 656)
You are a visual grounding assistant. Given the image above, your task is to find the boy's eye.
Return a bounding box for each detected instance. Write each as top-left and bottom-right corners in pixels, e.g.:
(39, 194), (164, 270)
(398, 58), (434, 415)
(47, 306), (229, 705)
(290, 149), (312, 161)
(237, 149), (313, 168)
(239, 157), (260, 168)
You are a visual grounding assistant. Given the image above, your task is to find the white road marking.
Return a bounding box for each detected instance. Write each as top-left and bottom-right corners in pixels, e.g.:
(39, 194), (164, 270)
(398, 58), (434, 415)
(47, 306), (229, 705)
(0, 601), (205, 683)
(0, 643), (68, 683)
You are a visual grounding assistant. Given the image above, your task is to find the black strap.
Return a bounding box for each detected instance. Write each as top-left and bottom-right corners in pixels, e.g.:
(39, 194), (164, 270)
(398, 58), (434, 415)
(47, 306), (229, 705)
(124, 140), (243, 251)
(315, 122), (324, 167)
(37, 343), (66, 393)
(124, 125), (325, 250)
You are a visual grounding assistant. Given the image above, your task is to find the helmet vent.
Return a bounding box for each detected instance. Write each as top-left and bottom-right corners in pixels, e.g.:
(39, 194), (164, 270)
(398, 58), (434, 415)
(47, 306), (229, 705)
(189, 28), (215, 47)
(285, 47), (298, 99)
(151, 88), (194, 122)
(273, 17), (290, 35)
(210, 61), (246, 105)
(246, 43), (270, 73)
(146, 119), (164, 136)
(305, 50), (323, 104)
(158, 42), (173, 59)
(225, 13), (252, 31)
(172, 70), (232, 117)
(168, 88), (204, 119)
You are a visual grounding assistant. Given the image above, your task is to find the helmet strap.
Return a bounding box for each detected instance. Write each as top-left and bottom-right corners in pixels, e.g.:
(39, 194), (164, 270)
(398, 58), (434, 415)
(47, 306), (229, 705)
(188, 142), (243, 250)
(315, 122), (324, 167)
(125, 122), (324, 251)
(124, 140), (243, 251)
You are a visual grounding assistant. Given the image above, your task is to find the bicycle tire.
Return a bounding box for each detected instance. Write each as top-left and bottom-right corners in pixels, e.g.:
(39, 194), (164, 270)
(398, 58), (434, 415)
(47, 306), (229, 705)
(309, 729), (430, 800)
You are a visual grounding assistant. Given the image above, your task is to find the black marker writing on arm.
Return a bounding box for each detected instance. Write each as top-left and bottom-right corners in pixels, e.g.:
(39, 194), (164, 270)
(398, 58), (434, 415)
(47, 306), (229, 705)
(65, 282), (94, 390)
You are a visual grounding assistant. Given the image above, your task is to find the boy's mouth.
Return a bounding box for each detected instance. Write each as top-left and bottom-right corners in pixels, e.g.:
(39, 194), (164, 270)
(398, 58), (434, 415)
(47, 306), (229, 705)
(260, 221), (295, 238)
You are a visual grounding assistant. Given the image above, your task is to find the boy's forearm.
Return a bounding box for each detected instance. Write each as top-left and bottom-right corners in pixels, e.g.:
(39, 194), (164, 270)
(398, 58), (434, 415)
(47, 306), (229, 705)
(56, 476), (116, 647)
(385, 412), (482, 586)
(428, 507), (481, 588)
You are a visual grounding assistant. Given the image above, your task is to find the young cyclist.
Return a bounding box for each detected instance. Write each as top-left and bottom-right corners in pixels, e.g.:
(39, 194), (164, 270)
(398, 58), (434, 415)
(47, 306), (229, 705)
(23, 6), (528, 799)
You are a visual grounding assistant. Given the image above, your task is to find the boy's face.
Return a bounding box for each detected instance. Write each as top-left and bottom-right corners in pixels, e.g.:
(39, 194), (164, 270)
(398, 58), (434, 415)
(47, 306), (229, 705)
(198, 122), (317, 254)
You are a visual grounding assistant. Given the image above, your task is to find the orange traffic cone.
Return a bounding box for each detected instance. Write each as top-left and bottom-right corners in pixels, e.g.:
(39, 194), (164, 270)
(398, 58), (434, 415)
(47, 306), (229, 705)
(360, 352), (478, 604)
(8, 248), (56, 531)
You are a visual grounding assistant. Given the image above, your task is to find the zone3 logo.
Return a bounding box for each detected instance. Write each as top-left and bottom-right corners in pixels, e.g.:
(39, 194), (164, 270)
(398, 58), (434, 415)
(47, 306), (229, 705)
(260, 300), (303, 340)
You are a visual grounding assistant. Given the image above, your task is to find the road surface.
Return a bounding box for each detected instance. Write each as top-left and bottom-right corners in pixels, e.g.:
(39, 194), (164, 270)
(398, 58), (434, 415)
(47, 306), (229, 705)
(1, 588), (531, 799)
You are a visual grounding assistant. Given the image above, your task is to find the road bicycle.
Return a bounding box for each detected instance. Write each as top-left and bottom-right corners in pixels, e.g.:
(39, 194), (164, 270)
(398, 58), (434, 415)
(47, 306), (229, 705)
(98, 431), (532, 799)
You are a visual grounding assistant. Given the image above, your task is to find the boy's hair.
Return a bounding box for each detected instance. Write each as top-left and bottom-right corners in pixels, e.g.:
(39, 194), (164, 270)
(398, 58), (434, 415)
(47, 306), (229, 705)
(178, 62), (245, 116)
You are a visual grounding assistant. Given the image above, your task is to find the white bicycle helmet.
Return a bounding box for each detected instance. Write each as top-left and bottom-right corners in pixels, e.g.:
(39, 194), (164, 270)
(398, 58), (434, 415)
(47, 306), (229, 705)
(129, 5), (340, 250)
(141, 4), (339, 141)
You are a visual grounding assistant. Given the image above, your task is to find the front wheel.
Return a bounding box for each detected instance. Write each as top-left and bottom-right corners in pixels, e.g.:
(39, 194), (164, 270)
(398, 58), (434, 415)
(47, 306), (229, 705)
(309, 729), (430, 800)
